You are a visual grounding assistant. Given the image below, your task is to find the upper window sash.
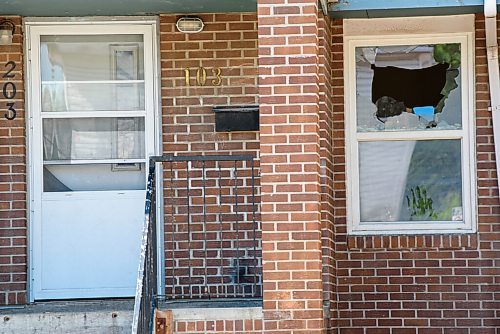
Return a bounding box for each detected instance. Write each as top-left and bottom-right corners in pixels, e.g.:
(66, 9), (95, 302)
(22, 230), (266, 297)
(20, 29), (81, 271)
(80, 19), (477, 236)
(346, 35), (473, 138)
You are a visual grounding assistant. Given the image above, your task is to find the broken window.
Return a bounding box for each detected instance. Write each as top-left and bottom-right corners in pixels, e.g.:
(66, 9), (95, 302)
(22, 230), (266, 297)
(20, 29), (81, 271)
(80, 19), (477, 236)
(356, 44), (462, 132)
(344, 16), (476, 235)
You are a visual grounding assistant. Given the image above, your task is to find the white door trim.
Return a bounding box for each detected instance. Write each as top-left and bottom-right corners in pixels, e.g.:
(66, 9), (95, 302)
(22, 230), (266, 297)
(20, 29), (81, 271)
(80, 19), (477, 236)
(24, 17), (162, 302)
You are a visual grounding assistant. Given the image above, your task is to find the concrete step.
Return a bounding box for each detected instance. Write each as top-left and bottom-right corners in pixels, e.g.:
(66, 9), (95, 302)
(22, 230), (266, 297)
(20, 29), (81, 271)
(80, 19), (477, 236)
(0, 299), (133, 334)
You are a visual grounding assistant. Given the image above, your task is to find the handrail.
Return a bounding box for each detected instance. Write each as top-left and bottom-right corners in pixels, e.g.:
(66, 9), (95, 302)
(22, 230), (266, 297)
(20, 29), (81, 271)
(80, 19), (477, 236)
(132, 154), (261, 333)
(149, 154), (254, 162)
(131, 163), (157, 334)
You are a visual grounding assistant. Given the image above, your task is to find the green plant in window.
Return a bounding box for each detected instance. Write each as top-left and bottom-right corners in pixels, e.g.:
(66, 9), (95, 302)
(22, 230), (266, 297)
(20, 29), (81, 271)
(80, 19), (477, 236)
(433, 43), (461, 114)
(406, 186), (438, 220)
(433, 43), (461, 69)
(435, 192), (461, 220)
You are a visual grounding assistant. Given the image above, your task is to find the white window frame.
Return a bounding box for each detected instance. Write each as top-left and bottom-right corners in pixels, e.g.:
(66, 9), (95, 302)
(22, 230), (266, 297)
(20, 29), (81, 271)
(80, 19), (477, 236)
(344, 15), (477, 235)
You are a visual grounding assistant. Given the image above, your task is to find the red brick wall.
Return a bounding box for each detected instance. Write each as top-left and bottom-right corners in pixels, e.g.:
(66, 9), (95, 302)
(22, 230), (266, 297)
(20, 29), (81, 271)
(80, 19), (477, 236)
(160, 13), (258, 157)
(0, 16), (27, 306)
(174, 318), (263, 333)
(159, 13), (261, 297)
(258, 0), (325, 332)
(331, 15), (500, 334)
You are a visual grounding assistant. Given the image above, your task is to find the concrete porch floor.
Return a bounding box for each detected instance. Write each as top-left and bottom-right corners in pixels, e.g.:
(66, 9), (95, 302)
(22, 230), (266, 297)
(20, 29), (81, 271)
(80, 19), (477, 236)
(0, 299), (134, 334)
(0, 298), (263, 333)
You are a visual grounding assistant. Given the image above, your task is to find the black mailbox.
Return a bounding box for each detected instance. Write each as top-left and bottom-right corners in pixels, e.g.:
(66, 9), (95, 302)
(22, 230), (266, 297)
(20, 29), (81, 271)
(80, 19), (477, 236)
(213, 105), (259, 132)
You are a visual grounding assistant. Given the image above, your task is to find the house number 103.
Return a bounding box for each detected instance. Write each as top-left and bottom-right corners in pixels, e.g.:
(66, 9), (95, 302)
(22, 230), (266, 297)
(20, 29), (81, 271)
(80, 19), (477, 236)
(184, 67), (222, 87)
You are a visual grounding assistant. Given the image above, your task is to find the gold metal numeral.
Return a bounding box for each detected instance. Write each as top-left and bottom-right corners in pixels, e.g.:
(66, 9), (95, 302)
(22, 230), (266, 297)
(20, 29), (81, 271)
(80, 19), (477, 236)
(196, 67), (207, 86)
(211, 67), (222, 86)
(183, 66), (222, 86)
(184, 67), (191, 86)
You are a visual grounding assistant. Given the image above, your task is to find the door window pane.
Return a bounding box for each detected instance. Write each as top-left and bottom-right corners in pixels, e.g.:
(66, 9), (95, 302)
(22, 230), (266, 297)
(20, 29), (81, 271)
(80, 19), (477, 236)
(359, 139), (463, 222)
(40, 35), (144, 111)
(43, 117), (145, 161)
(42, 82), (145, 112)
(44, 164), (145, 192)
(356, 44), (462, 132)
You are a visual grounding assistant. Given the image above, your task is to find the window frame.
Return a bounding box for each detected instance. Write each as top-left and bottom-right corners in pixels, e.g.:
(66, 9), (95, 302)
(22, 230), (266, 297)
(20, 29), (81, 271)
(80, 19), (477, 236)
(344, 16), (477, 235)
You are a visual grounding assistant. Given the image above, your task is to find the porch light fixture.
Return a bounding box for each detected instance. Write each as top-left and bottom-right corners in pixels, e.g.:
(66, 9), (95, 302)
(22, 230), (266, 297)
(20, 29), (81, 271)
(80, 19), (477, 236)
(0, 19), (15, 45)
(176, 16), (204, 33)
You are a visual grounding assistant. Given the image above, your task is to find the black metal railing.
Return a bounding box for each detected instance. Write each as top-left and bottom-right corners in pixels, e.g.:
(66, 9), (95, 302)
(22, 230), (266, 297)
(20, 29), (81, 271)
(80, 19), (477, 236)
(132, 155), (262, 334)
(159, 155), (261, 300)
(131, 164), (158, 334)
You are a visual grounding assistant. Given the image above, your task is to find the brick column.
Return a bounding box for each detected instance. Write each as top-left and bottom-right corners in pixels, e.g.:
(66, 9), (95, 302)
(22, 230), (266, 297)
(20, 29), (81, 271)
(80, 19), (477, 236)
(257, 1), (325, 332)
(0, 16), (27, 305)
(317, 13), (336, 332)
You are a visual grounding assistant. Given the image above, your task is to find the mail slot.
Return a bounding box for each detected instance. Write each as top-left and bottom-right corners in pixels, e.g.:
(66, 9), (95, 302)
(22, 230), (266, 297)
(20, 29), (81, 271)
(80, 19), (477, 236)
(213, 105), (259, 132)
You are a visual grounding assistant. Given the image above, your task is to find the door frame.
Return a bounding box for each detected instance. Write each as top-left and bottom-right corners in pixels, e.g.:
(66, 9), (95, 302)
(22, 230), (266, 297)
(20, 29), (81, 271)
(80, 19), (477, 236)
(24, 17), (163, 302)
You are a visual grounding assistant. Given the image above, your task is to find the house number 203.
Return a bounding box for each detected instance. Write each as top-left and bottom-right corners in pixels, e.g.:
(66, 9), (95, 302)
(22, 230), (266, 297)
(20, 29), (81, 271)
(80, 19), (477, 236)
(2, 61), (17, 120)
(184, 67), (222, 86)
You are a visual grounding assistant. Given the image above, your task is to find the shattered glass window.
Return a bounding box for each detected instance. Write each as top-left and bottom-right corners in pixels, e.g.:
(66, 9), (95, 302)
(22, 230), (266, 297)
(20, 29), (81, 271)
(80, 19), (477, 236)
(355, 44), (462, 132)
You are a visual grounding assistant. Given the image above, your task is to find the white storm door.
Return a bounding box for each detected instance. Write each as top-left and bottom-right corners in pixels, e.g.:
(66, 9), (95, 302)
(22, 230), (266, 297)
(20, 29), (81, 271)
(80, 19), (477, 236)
(28, 22), (157, 300)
